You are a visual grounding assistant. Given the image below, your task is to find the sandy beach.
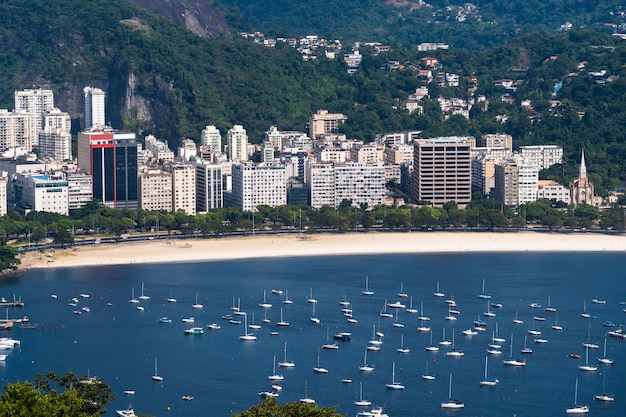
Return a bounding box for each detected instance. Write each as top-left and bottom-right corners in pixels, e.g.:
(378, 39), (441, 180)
(20, 231), (626, 270)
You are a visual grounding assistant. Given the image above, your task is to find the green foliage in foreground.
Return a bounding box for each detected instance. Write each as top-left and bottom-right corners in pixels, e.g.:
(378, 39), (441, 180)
(233, 397), (344, 417)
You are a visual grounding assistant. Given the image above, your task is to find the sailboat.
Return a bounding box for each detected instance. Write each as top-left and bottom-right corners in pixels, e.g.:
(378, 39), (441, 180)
(299, 380), (315, 404)
(368, 324), (383, 347)
(406, 297), (418, 314)
(397, 334), (410, 353)
(545, 295), (557, 312)
(521, 334), (533, 354)
(283, 290), (293, 305)
(422, 360), (435, 380)
(151, 357), (163, 381)
(397, 282), (407, 298)
(248, 312), (261, 330)
(503, 334), (526, 366)
(425, 331), (439, 351)
(513, 310), (524, 324)
(262, 308), (271, 324)
(322, 325), (338, 350)
(191, 292), (203, 309)
(128, 288), (139, 304)
(233, 297), (245, 316)
(268, 355), (284, 380)
(597, 337), (614, 364)
(581, 300), (591, 318)
(433, 281), (445, 297)
(582, 321), (599, 349)
(354, 382), (372, 406)
(307, 288), (318, 304)
(446, 331), (464, 357)
(417, 302), (431, 332)
(578, 346), (597, 371)
(166, 290), (176, 303)
(479, 356), (499, 386)
(478, 278), (491, 299)
(594, 373), (615, 402)
(259, 290), (272, 309)
(362, 276), (374, 296)
(310, 302), (320, 324)
(483, 299), (496, 317)
(392, 309), (404, 328)
(239, 313), (257, 341)
(552, 313), (563, 331)
(385, 362), (405, 390)
(358, 349), (375, 371)
(139, 282), (150, 300)
(441, 373), (464, 409)
(566, 378), (589, 414)
(276, 308), (289, 327)
(379, 299), (393, 318)
(278, 341), (295, 368)
(439, 328), (451, 346)
(313, 347), (328, 373)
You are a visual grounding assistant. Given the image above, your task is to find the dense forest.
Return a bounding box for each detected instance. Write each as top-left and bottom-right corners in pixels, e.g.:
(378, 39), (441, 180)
(0, 1), (626, 192)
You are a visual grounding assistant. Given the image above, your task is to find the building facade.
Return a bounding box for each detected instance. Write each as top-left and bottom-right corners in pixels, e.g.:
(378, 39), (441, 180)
(412, 137), (474, 208)
(308, 110), (347, 140)
(66, 173), (93, 211)
(227, 125), (249, 162)
(230, 163), (286, 211)
(569, 150), (596, 207)
(138, 169), (172, 212)
(537, 180), (570, 204)
(15, 174), (69, 215)
(83, 87), (106, 130)
(201, 125), (222, 152)
(519, 145), (563, 169)
(168, 163), (196, 215)
(196, 161), (223, 212)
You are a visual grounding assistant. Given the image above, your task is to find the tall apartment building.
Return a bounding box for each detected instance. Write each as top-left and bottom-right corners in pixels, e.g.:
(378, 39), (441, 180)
(77, 129), (138, 209)
(307, 162), (386, 209)
(167, 163), (196, 215)
(351, 144), (384, 164)
(412, 137), (474, 208)
(493, 161), (519, 206)
(38, 129), (71, 161)
(265, 126), (282, 149)
(43, 108), (71, 132)
(83, 87), (106, 130)
(227, 125), (248, 162)
(14, 89), (54, 134)
(518, 163), (539, 205)
(200, 125), (222, 152)
(262, 141), (275, 163)
(308, 110), (347, 140)
(482, 134), (512, 150)
(0, 109), (37, 151)
(196, 161), (223, 212)
(230, 163), (286, 211)
(384, 144), (414, 166)
(66, 173), (93, 211)
(138, 168), (173, 212)
(519, 145), (563, 169)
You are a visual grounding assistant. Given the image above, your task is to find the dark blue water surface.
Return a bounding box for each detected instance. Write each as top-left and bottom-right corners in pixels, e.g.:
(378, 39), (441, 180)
(0, 252), (624, 417)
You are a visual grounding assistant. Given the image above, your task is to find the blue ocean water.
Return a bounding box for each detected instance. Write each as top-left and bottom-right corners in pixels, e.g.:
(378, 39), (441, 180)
(0, 252), (624, 417)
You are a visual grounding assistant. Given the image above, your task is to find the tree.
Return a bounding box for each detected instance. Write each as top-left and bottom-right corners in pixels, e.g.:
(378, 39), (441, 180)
(233, 397), (344, 417)
(53, 229), (74, 247)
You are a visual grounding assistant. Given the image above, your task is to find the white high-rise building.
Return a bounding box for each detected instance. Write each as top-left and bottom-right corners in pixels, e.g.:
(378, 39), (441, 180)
(227, 125), (248, 162)
(519, 145), (563, 169)
(230, 162), (286, 211)
(38, 129), (71, 161)
(14, 89), (54, 133)
(138, 168), (173, 212)
(83, 87), (106, 130)
(196, 161), (223, 212)
(44, 108), (71, 132)
(167, 163), (196, 215)
(265, 126), (282, 149)
(15, 174), (69, 215)
(66, 173), (93, 210)
(518, 163), (539, 205)
(0, 109), (37, 152)
(201, 125), (222, 152)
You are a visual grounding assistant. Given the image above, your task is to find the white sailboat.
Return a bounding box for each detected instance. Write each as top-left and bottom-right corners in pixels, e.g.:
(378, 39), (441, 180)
(276, 308), (289, 327)
(313, 347), (328, 373)
(521, 334), (533, 354)
(422, 360), (435, 380)
(397, 334), (410, 353)
(379, 299), (393, 318)
(594, 373), (615, 402)
(139, 282), (150, 300)
(478, 278), (491, 299)
(552, 313), (563, 331)
(310, 302), (320, 324)
(239, 313), (257, 341)
(259, 290), (272, 309)
(322, 325), (338, 350)
(358, 349), (375, 371)
(299, 380), (315, 404)
(597, 337), (614, 364)
(362, 276), (374, 296)
(268, 355), (284, 381)
(503, 334), (526, 366)
(483, 299), (496, 317)
(566, 378), (589, 414)
(513, 309), (524, 324)
(151, 357), (163, 381)
(166, 290), (176, 303)
(128, 288), (139, 304)
(192, 292), (203, 309)
(446, 331), (464, 357)
(441, 373), (464, 409)
(439, 327), (451, 346)
(248, 312), (261, 330)
(479, 356), (499, 386)
(581, 300), (590, 318)
(406, 297), (418, 314)
(417, 302), (431, 332)
(433, 280), (445, 297)
(392, 309), (404, 328)
(283, 290), (293, 305)
(397, 281), (408, 298)
(578, 346), (597, 371)
(354, 382), (372, 406)
(545, 295), (557, 312)
(385, 362), (404, 390)
(368, 324), (383, 346)
(425, 331), (439, 351)
(307, 288), (318, 304)
(278, 341), (296, 368)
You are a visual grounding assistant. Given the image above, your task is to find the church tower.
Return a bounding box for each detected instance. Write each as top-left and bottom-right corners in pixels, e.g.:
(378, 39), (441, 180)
(569, 150), (595, 207)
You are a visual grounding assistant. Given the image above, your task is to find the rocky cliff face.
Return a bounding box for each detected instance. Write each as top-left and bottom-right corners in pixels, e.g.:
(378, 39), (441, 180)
(127, 0), (231, 38)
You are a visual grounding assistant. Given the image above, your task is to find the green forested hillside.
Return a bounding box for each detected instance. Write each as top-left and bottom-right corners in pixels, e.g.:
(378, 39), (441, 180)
(1, 1), (626, 192)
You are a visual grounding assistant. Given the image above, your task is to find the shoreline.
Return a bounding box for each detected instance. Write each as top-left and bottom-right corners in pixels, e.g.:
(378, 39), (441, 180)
(19, 231), (626, 270)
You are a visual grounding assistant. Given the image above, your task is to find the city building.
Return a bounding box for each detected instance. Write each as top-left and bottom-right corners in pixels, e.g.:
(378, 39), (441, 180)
(66, 172), (93, 211)
(166, 163), (196, 215)
(308, 110), (347, 140)
(83, 87), (106, 130)
(569, 150), (597, 207)
(519, 145), (563, 169)
(481, 134), (512, 150)
(262, 140), (275, 163)
(518, 163), (539, 205)
(14, 174), (69, 215)
(493, 161), (519, 206)
(351, 144), (384, 164)
(0, 109), (37, 152)
(14, 88), (54, 134)
(229, 162), (286, 211)
(77, 128), (138, 209)
(307, 162), (335, 208)
(201, 125), (222, 152)
(195, 161), (223, 212)
(412, 137), (474, 208)
(177, 138), (197, 162)
(138, 168), (172, 212)
(265, 126), (282, 149)
(384, 144), (413, 166)
(144, 135), (175, 163)
(537, 180), (570, 204)
(227, 125), (249, 162)
(38, 129), (71, 161)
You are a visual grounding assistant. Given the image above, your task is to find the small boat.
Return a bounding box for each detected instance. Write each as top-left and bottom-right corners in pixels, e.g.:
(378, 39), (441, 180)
(259, 290), (272, 309)
(123, 390), (135, 395)
(462, 328), (478, 336)
(51, 294), (57, 299)
(603, 320), (615, 327)
(521, 335), (533, 354)
(368, 324), (383, 346)
(513, 310), (524, 324)
(578, 346), (597, 371)
(229, 319), (241, 325)
(593, 374), (615, 402)
(534, 338), (548, 344)
(441, 373), (464, 409)
(184, 327), (204, 335)
(299, 380), (315, 404)
(385, 362), (404, 390)
(116, 406), (137, 417)
(192, 293), (203, 309)
(362, 276), (374, 296)
(182, 317), (194, 323)
(248, 312), (261, 330)
(81, 306), (90, 313)
(552, 313), (563, 331)
(334, 332), (351, 341)
(397, 282), (408, 298)
(533, 316), (546, 321)
(379, 300), (393, 318)
(580, 300), (590, 318)
(591, 298), (606, 304)
(484, 300), (496, 317)
(478, 278), (491, 299)
(312, 347), (328, 373)
(282, 290), (293, 305)
(439, 328), (452, 346)
(545, 295), (557, 312)
(422, 360), (435, 380)
(271, 289), (283, 295)
(151, 357), (163, 382)
(276, 308), (289, 327)
(138, 283), (150, 300)
(425, 331), (439, 351)
(503, 335), (526, 366)
(397, 334), (410, 353)
(267, 355), (284, 381)
(406, 297), (418, 314)
(566, 378), (589, 414)
(392, 309), (404, 328)
(529, 302), (541, 308)
(358, 349), (375, 372)
(278, 341), (295, 368)
(597, 337), (614, 364)
(446, 331), (464, 357)
(322, 325), (339, 350)
(239, 313), (257, 341)
(181, 395), (194, 401)
(310, 302), (320, 324)
(158, 317), (172, 323)
(417, 303), (431, 332)
(307, 287), (318, 304)
(491, 302), (503, 309)
(79, 293), (90, 298)
(128, 288), (139, 304)
(433, 281), (445, 298)
(136, 306), (144, 311)
(388, 300), (406, 309)
(479, 356), (499, 386)
(341, 378), (352, 384)
(207, 323), (221, 330)
(570, 353), (581, 359)
(354, 382), (371, 406)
